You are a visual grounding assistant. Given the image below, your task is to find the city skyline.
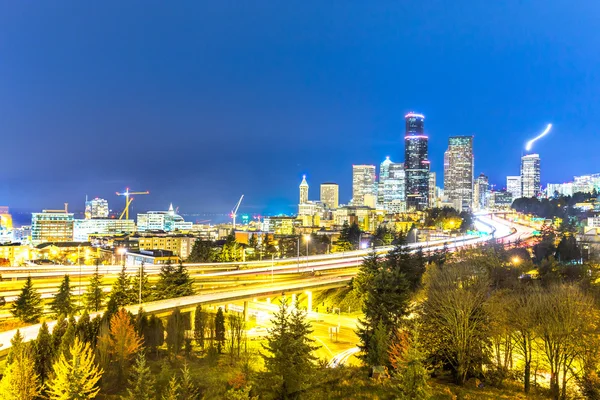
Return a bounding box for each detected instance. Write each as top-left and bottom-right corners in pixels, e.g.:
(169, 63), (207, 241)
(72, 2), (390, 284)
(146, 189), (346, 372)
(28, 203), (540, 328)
(2, 1), (599, 215)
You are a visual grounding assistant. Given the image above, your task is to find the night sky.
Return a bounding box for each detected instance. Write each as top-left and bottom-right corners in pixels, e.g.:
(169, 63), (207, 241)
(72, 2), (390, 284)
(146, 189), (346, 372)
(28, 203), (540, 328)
(1, 1), (599, 218)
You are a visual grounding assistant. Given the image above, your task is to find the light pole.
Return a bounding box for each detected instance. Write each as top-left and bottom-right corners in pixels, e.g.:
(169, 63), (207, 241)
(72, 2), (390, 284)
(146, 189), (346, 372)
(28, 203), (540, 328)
(304, 234), (311, 269)
(297, 235), (300, 273)
(77, 245), (82, 311)
(138, 261), (144, 305)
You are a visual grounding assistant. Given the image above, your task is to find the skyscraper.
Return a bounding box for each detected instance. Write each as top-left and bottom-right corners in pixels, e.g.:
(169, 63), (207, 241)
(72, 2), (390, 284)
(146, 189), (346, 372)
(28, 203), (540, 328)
(404, 112), (430, 210)
(320, 183), (339, 210)
(521, 154), (541, 198)
(378, 158), (406, 213)
(378, 157), (393, 205)
(299, 175), (309, 204)
(443, 136), (474, 211)
(506, 176), (522, 200)
(473, 173), (489, 210)
(352, 165), (376, 207)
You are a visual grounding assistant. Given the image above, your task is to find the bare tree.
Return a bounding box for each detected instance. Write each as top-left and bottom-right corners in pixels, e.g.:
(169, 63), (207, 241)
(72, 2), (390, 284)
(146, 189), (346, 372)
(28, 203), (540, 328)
(506, 286), (540, 393)
(421, 262), (490, 385)
(533, 284), (596, 400)
(228, 312), (245, 363)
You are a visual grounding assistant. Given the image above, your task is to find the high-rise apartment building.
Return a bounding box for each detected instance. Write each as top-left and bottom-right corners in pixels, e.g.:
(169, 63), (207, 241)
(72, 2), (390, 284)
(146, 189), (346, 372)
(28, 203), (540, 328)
(473, 173), (489, 210)
(85, 197), (109, 219)
(521, 154), (541, 198)
(506, 176), (522, 200)
(352, 165), (377, 207)
(320, 183), (339, 210)
(299, 175), (309, 204)
(404, 112), (430, 210)
(31, 205), (74, 244)
(443, 136), (474, 212)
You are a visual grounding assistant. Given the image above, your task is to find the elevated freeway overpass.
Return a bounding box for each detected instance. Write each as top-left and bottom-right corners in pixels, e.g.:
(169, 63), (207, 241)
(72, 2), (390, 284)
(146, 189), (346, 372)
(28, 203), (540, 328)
(0, 213), (533, 353)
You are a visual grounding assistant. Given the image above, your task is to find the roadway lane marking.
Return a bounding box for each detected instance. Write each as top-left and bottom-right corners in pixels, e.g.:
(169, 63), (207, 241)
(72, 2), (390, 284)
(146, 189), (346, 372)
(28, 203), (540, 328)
(313, 336), (334, 357)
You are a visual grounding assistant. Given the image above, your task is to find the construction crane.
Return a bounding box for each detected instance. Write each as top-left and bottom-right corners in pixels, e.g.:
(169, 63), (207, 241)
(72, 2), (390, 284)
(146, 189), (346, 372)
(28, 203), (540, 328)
(230, 195), (244, 230)
(116, 188), (150, 220)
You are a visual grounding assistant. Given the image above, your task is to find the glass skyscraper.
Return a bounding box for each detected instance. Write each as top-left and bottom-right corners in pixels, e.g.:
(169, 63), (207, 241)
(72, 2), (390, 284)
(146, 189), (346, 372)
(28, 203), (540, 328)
(404, 112), (429, 210)
(444, 136), (474, 212)
(352, 165), (377, 207)
(521, 154), (541, 198)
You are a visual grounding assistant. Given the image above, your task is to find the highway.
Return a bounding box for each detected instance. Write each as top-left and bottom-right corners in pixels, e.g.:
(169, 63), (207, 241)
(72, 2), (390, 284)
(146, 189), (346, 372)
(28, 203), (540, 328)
(0, 214), (533, 352)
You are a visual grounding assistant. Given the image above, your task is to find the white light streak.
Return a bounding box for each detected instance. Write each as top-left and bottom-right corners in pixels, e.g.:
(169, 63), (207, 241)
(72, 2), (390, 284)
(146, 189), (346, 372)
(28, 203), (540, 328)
(525, 123), (552, 151)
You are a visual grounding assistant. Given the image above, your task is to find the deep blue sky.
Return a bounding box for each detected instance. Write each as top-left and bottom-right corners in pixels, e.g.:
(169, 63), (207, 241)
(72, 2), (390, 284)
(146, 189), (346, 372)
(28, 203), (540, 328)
(1, 1), (599, 217)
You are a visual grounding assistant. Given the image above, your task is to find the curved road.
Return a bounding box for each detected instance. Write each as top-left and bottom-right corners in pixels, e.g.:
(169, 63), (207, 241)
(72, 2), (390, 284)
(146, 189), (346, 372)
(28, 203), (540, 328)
(0, 214), (532, 352)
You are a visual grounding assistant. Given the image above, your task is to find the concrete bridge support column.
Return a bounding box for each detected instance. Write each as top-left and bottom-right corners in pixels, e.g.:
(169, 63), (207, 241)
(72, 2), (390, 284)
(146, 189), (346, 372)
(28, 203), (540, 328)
(189, 309), (196, 331)
(243, 301), (249, 322)
(291, 293), (297, 306)
(305, 290), (312, 313)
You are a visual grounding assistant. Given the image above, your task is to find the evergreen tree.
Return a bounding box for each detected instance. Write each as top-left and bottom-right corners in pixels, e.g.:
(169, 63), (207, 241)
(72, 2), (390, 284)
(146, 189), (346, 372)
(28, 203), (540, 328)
(7, 329), (24, 365)
(261, 234), (276, 258)
(76, 310), (95, 344)
(123, 352), (156, 400)
(194, 304), (207, 349)
(395, 340), (430, 400)
(58, 322), (76, 358)
(0, 341), (41, 400)
(555, 234), (581, 262)
(356, 250), (411, 367)
(366, 321), (389, 367)
(51, 317), (68, 356)
(166, 309), (185, 356)
(374, 226), (395, 246)
(109, 265), (132, 308)
(85, 265), (105, 312)
(215, 307), (226, 354)
(247, 235), (259, 260)
(219, 233), (241, 262)
(50, 275), (75, 316)
(172, 263), (194, 297)
(145, 315), (165, 357)
(261, 298), (319, 399)
(180, 362), (199, 399)
(130, 263), (153, 303)
(154, 262), (194, 300)
(188, 239), (216, 262)
(162, 376), (180, 400)
(340, 222), (362, 249)
(46, 338), (103, 399)
(34, 322), (53, 385)
(11, 276), (43, 323)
